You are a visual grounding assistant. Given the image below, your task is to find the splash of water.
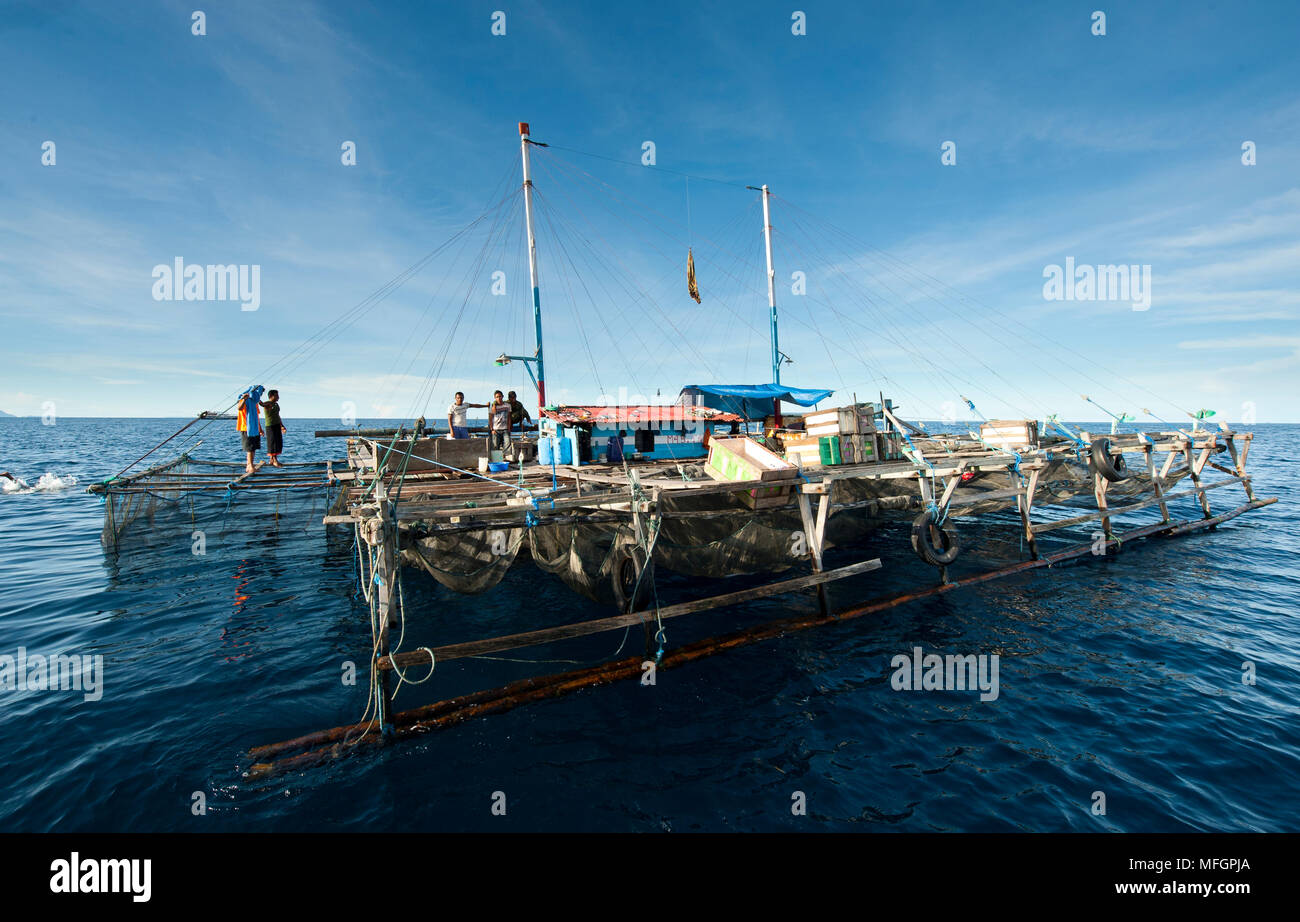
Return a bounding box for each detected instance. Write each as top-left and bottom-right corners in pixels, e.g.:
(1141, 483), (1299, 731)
(1, 472), (79, 494)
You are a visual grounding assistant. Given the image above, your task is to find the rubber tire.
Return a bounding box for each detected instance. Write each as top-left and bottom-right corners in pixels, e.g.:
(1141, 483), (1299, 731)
(911, 509), (961, 567)
(1090, 438), (1129, 482)
(610, 543), (653, 612)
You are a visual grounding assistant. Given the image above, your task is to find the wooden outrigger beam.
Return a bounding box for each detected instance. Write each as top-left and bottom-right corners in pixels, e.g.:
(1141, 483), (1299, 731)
(86, 454), (191, 494)
(377, 557), (883, 670)
(1029, 476), (1249, 534)
(245, 494), (1275, 780)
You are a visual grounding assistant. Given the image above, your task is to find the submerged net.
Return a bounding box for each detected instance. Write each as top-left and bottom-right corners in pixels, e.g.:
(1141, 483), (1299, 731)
(396, 453), (1199, 604)
(403, 526), (527, 594)
(95, 457), (348, 549)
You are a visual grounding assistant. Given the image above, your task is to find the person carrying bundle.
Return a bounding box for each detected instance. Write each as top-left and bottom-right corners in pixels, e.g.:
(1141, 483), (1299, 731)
(237, 385), (264, 474)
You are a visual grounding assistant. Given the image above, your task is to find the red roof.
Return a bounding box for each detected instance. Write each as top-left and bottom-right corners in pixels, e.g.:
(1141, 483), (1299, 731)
(542, 405), (742, 426)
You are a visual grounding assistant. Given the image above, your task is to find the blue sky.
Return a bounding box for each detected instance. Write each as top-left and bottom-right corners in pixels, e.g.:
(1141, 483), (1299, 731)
(1, 0), (1297, 423)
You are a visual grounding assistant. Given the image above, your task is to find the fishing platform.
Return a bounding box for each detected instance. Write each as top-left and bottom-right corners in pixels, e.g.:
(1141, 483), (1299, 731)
(84, 122), (1277, 777)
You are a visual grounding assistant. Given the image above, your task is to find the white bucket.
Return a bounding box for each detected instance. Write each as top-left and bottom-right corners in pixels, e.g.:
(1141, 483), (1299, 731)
(478, 457), (489, 472)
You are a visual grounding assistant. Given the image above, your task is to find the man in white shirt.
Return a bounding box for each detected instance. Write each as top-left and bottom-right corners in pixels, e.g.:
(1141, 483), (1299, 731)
(488, 390), (511, 450)
(447, 391), (487, 439)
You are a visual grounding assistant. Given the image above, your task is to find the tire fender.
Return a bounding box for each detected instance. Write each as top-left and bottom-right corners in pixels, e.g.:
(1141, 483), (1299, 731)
(610, 541), (653, 612)
(911, 508), (960, 567)
(1090, 438), (1129, 482)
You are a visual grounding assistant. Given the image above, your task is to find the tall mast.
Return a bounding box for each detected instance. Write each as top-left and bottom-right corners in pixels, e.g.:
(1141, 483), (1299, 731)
(761, 184), (780, 387)
(519, 122), (546, 415)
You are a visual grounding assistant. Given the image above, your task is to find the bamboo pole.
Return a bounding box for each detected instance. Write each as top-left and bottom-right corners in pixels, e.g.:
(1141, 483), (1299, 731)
(379, 556), (883, 670)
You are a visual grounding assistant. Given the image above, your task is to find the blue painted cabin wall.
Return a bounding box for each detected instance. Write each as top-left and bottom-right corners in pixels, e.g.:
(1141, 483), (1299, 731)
(539, 419), (728, 463)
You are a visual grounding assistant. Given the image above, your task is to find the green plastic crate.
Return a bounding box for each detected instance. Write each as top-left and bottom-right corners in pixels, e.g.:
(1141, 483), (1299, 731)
(818, 435), (842, 465)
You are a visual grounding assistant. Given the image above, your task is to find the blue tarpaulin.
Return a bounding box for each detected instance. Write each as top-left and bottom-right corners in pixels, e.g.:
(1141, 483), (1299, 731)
(679, 383), (834, 420)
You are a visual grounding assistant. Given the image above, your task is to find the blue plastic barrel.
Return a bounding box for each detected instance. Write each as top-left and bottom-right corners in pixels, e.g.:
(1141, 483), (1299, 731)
(557, 437), (574, 465)
(537, 437), (554, 466)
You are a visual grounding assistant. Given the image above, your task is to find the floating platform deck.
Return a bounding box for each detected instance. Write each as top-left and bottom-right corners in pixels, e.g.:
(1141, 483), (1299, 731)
(223, 423), (1273, 777)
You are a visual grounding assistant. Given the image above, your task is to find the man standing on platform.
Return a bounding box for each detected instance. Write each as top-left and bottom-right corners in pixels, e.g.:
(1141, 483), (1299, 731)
(447, 391), (486, 439)
(260, 389), (286, 467)
(488, 390), (511, 451)
(236, 385), (264, 474)
(507, 390), (533, 436)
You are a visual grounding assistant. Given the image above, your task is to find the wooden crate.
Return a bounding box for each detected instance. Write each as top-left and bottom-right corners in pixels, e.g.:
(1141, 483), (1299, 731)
(979, 419), (1039, 451)
(803, 403), (876, 439)
(838, 433), (878, 464)
(783, 435), (823, 469)
(706, 437), (798, 483)
(787, 428), (893, 465)
(707, 437), (797, 509)
(739, 483), (794, 510)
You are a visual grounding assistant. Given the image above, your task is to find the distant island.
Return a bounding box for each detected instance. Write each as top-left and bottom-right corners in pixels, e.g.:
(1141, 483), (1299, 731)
(0, 410), (16, 418)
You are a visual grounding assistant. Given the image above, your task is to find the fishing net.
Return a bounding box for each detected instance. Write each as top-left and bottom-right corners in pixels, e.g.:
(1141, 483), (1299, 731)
(402, 526), (526, 594)
(94, 457), (347, 549)
(526, 520), (633, 607)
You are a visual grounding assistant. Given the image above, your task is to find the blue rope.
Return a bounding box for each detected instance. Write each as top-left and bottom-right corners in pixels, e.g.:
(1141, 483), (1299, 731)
(894, 424), (935, 474)
(1045, 416), (1087, 459)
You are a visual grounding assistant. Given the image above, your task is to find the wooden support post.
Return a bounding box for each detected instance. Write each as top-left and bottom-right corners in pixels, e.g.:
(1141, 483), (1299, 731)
(1145, 442), (1170, 523)
(1159, 442), (1181, 479)
(1185, 443), (1212, 520)
(1017, 468), (1040, 559)
(937, 470), (962, 511)
(374, 483), (397, 734)
(917, 474), (934, 510)
(796, 492), (816, 566)
(1093, 471), (1113, 546)
(813, 491), (831, 615)
(814, 492), (831, 559)
(796, 488), (833, 615)
(1224, 434), (1256, 502)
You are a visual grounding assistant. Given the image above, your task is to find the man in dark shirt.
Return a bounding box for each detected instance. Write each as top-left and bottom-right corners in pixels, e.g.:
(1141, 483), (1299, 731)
(507, 390), (533, 435)
(260, 389), (287, 467)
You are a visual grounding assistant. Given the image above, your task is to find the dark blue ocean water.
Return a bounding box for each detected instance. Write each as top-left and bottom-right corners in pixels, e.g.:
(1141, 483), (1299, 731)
(0, 417), (1297, 832)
